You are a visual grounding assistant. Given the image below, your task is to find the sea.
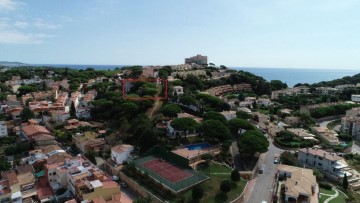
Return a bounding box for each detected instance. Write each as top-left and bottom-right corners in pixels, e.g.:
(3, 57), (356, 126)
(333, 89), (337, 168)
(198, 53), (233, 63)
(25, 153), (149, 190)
(21, 64), (360, 87)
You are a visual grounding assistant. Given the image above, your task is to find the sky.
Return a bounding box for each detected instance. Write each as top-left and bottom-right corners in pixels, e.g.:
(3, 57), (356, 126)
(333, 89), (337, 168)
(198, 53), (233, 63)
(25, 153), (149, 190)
(1, 0), (360, 69)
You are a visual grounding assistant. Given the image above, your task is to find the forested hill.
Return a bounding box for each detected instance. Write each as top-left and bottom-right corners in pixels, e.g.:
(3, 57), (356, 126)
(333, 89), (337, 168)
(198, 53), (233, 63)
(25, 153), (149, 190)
(294, 72), (360, 87)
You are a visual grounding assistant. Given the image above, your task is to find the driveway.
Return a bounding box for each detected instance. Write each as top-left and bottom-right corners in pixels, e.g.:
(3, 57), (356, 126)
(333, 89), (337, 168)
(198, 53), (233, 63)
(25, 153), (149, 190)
(247, 138), (284, 203)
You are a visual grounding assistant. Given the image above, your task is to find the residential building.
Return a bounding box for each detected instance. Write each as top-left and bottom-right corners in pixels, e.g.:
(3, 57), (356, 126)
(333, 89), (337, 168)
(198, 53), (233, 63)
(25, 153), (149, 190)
(21, 124), (54, 145)
(72, 131), (105, 153)
(167, 113), (203, 137)
(341, 116), (360, 140)
(173, 86), (184, 96)
(220, 111), (236, 120)
(315, 87), (338, 95)
(51, 110), (71, 123)
(171, 70), (207, 78)
(351, 95), (360, 103)
(111, 144), (134, 165)
(185, 54), (207, 65)
(0, 171), (22, 203)
(64, 119), (92, 131)
(0, 121), (8, 137)
(70, 91), (81, 109)
(207, 84), (252, 96)
(271, 86), (310, 100)
(15, 165), (37, 201)
(287, 128), (318, 142)
(170, 64), (192, 71)
(257, 98), (272, 106)
(284, 117), (300, 126)
(335, 84), (356, 92)
(345, 107), (360, 117)
(298, 148), (351, 181)
(91, 193), (132, 203)
(277, 164), (319, 203)
(311, 127), (340, 145)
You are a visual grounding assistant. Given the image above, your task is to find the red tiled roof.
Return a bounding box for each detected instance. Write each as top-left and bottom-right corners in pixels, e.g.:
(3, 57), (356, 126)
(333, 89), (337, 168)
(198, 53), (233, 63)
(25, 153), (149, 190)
(22, 125), (51, 137)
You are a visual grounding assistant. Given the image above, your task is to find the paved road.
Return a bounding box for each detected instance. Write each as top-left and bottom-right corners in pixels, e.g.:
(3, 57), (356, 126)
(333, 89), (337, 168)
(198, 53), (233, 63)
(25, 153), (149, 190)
(247, 138), (284, 203)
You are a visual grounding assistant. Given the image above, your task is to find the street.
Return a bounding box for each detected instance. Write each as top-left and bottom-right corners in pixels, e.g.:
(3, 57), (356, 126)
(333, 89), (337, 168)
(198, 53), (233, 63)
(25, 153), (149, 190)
(247, 138), (284, 203)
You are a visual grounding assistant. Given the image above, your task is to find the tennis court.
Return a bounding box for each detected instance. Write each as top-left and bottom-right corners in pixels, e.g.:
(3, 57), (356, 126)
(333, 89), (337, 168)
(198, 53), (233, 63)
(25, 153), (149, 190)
(133, 155), (209, 193)
(143, 159), (193, 183)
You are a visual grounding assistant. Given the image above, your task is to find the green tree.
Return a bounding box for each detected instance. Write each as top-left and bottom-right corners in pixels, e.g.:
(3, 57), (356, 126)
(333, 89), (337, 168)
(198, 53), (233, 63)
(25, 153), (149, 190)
(343, 173), (349, 190)
(161, 104), (181, 118)
(202, 120), (231, 143)
(203, 111), (227, 125)
(170, 117), (198, 139)
(18, 85), (37, 96)
(280, 151), (297, 166)
(270, 80), (288, 91)
(313, 168), (324, 182)
(70, 101), (76, 118)
(0, 157), (11, 171)
(228, 118), (254, 135)
(179, 95), (196, 106)
(220, 180), (232, 193)
(231, 169), (241, 182)
(133, 196), (153, 203)
(20, 107), (34, 122)
(85, 150), (97, 164)
(138, 129), (159, 153)
(192, 185), (204, 202)
(236, 111), (250, 119)
(237, 130), (269, 156)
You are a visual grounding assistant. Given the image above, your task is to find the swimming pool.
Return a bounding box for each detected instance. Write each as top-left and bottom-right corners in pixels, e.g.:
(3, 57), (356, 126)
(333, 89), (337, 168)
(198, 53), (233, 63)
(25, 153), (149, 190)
(186, 143), (212, 151)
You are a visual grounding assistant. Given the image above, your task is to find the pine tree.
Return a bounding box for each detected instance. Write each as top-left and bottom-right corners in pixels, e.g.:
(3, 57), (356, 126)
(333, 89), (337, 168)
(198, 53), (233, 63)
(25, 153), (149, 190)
(343, 173), (348, 190)
(70, 101), (76, 118)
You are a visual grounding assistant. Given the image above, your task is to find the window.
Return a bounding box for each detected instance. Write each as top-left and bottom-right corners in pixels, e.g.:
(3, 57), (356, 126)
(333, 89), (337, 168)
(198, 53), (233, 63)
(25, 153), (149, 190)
(318, 163), (322, 166)
(53, 172), (56, 175)
(318, 157), (323, 160)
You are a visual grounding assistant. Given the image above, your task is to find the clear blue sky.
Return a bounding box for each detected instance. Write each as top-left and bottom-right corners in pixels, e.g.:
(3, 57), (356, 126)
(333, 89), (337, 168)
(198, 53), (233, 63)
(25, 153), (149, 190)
(0, 0), (360, 69)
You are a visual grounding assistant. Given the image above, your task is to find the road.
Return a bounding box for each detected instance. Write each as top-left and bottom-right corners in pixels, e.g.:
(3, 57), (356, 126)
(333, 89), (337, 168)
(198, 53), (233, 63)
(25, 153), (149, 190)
(247, 138), (284, 203)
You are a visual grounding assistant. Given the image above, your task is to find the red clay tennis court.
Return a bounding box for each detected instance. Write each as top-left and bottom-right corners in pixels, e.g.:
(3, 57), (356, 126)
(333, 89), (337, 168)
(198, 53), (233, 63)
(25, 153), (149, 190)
(142, 159), (193, 183)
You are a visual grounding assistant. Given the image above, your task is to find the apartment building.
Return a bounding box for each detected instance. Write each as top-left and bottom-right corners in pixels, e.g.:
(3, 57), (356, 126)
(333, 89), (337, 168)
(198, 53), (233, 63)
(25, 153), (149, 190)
(298, 148), (351, 181)
(207, 84), (252, 96)
(170, 64), (192, 71)
(315, 87), (338, 95)
(341, 116), (360, 141)
(171, 70), (207, 78)
(277, 164), (319, 203)
(185, 54), (208, 65)
(0, 121), (8, 137)
(287, 128), (317, 142)
(271, 86), (310, 100)
(335, 84), (356, 92)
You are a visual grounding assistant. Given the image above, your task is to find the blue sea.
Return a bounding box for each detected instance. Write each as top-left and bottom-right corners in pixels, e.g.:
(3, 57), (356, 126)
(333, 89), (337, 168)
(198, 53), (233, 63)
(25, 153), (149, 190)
(234, 67), (359, 87)
(24, 64), (359, 87)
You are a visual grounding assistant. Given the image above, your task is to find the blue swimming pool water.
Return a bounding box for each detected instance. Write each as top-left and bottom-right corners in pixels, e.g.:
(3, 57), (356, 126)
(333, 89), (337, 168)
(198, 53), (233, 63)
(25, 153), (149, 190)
(186, 143), (212, 151)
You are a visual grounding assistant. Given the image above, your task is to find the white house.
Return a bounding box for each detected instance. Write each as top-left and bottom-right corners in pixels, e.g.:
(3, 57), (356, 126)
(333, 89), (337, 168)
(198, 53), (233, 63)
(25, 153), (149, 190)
(173, 86), (184, 96)
(298, 148), (352, 180)
(257, 98), (272, 106)
(220, 111), (237, 120)
(0, 121), (8, 137)
(111, 145), (134, 164)
(351, 95), (360, 103)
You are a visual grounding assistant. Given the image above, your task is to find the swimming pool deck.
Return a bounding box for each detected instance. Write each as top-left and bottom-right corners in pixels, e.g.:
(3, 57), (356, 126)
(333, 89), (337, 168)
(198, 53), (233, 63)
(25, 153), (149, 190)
(172, 145), (219, 159)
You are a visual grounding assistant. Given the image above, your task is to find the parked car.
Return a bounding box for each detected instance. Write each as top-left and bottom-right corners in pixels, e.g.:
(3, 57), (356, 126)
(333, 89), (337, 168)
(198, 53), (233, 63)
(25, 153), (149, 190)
(259, 164), (265, 174)
(274, 154), (279, 164)
(120, 181), (128, 188)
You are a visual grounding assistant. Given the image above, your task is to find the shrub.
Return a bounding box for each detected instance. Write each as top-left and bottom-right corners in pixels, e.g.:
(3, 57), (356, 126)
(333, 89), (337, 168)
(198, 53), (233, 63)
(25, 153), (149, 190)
(220, 180), (232, 193)
(319, 182), (332, 190)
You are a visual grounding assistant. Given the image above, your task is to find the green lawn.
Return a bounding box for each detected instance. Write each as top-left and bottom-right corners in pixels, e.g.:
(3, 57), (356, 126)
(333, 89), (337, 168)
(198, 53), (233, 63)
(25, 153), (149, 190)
(319, 188), (347, 203)
(184, 162), (246, 203)
(329, 190), (347, 203)
(320, 188), (336, 196)
(198, 162), (232, 174)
